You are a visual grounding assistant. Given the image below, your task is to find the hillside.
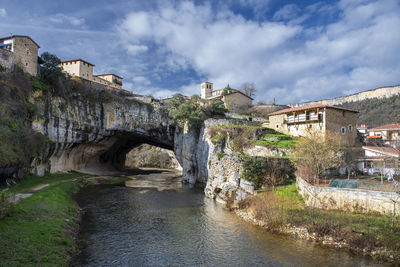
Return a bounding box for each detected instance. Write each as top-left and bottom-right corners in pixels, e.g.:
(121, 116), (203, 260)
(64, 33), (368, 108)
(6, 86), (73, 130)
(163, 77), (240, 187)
(338, 94), (400, 127)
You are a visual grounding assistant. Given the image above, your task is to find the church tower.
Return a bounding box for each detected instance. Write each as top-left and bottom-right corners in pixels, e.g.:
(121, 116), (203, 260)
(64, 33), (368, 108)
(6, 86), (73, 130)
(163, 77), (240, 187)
(201, 81), (213, 99)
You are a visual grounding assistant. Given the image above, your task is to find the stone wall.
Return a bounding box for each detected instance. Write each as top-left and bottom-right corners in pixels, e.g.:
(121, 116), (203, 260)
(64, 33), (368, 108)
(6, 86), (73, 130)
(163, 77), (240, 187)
(297, 177), (400, 216)
(13, 36), (39, 76)
(0, 49), (13, 72)
(292, 85), (400, 107)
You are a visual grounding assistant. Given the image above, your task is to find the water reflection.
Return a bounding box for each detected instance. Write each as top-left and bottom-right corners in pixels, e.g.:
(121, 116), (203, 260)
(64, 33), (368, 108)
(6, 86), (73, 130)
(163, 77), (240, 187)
(72, 170), (385, 267)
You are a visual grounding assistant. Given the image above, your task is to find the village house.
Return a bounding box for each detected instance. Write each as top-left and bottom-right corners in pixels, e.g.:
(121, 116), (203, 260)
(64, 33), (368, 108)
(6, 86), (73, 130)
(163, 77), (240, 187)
(268, 104), (358, 146)
(356, 124), (368, 137)
(60, 59), (123, 90)
(0, 35), (41, 76)
(200, 82), (253, 113)
(367, 123), (400, 148)
(357, 146), (400, 176)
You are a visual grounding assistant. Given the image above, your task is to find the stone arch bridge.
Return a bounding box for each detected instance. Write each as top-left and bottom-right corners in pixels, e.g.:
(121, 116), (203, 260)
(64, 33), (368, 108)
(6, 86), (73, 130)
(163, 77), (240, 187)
(32, 95), (202, 183)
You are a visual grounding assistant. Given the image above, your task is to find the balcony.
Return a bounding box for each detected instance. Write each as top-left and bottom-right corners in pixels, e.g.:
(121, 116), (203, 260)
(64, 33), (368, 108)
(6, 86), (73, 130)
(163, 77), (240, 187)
(285, 114), (321, 124)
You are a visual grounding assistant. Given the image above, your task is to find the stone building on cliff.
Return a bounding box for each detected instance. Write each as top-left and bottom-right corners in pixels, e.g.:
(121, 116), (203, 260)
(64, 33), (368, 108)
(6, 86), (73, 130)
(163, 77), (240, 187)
(60, 59), (123, 90)
(268, 104), (359, 146)
(0, 35), (41, 76)
(200, 81), (253, 113)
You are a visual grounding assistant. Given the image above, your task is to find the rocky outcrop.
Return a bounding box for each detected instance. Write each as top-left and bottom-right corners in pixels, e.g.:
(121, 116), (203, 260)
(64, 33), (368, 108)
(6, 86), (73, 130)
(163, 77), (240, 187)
(31, 81), (174, 175)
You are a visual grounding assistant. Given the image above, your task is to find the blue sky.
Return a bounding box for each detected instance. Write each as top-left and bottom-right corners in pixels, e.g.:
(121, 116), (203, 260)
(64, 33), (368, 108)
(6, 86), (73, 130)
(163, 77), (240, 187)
(1, 0), (400, 104)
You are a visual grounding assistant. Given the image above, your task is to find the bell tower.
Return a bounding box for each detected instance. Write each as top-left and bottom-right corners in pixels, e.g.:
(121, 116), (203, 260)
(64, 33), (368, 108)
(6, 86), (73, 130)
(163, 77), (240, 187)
(201, 81), (213, 99)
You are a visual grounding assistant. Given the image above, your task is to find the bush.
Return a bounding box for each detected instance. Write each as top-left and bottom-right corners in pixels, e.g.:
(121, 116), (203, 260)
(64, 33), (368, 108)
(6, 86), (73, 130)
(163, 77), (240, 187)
(0, 63), (6, 72)
(329, 179), (359, 188)
(0, 189), (14, 219)
(168, 94), (226, 130)
(242, 157), (294, 189)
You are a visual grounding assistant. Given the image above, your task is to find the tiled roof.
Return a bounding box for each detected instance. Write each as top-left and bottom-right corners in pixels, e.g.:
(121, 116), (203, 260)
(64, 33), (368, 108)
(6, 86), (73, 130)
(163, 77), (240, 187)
(207, 89), (254, 100)
(369, 123), (400, 131)
(61, 59), (95, 66)
(362, 146), (400, 157)
(268, 104), (358, 116)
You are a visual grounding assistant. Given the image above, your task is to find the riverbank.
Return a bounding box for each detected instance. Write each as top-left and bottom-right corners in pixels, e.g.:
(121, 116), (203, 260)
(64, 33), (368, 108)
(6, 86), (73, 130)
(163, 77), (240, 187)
(0, 172), (127, 266)
(235, 183), (400, 263)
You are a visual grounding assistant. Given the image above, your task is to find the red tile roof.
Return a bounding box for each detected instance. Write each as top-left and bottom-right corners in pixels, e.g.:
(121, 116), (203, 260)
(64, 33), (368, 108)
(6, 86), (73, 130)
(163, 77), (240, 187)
(362, 146), (400, 157)
(366, 135), (382, 139)
(268, 104), (358, 116)
(369, 123), (400, 131)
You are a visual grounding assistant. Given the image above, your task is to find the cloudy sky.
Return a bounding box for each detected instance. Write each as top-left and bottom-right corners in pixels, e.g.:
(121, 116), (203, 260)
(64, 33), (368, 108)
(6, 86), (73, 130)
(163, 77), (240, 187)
(1, 0), (399, 104)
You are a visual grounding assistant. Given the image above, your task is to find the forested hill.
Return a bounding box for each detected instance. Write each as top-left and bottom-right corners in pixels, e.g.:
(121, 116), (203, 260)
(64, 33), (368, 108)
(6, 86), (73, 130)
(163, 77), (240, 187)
(338, 94), (400, 127)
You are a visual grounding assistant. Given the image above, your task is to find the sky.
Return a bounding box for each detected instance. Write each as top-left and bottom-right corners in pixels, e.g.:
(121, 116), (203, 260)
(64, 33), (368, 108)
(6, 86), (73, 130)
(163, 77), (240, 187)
(1, 0), (400, 104)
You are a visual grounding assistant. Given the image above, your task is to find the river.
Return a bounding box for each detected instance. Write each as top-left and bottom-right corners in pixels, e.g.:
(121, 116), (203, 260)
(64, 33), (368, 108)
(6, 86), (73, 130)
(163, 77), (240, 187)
(71, 169), (384, 267)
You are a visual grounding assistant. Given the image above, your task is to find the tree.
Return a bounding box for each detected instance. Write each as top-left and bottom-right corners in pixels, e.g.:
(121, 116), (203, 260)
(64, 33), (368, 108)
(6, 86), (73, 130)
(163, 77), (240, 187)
(40, 52), (64, 85)
(291, 130), (343, 184)
(240, 82), (256, 97)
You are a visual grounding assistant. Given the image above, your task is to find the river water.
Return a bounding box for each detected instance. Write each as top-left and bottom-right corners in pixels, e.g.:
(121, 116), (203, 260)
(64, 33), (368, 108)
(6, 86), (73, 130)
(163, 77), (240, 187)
(72, 170), (384, 267)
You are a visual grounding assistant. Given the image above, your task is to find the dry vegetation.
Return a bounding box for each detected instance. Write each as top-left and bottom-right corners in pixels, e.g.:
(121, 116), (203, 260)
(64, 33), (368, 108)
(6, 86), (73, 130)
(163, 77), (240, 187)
(238, 183), (400, 262)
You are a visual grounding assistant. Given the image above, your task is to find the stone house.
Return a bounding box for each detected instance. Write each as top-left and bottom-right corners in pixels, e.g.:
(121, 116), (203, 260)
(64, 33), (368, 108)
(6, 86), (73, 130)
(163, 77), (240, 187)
(0, 35), (40, 76)
(357, 146), (400, 176)
(200, 82), (253, 113)
(367, 123), (400, 148)
(268, 104), (358, 146)
(60, 59), (123, 90)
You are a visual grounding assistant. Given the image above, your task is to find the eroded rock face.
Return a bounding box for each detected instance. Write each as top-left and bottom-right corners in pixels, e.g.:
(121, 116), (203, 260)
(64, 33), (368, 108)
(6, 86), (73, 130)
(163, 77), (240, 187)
(32, 92), (174, 174)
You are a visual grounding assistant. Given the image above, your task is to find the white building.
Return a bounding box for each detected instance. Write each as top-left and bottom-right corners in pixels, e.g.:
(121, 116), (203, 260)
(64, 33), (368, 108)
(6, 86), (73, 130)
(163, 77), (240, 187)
(358, 146), (400, 176)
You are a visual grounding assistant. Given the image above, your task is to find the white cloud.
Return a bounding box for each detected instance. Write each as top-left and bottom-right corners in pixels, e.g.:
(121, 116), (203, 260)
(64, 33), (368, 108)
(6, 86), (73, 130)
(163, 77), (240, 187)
(0, 8), (6, 17)
(49, 13), (85, 26)
(117, 0), (400, 104)
(126, 44), (148, 55)
(273, 4), (300, 21)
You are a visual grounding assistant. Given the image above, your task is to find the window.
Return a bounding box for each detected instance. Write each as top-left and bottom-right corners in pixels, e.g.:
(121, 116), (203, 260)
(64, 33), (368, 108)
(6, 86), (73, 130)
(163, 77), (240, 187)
(276, 124), (279, 129)
(341, 127), (346, 135)
(1, 53), (8, 60)
(342, 110), (345, 117)
(25, 63), (28, 67)
(26, 49), (30, 55)
(348, 125), (352, 132)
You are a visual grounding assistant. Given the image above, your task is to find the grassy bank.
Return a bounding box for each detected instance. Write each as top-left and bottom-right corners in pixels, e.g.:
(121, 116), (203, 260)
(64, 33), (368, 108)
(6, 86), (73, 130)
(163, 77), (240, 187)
(0, 172), (127, 266)
(238, 183), (400, 262)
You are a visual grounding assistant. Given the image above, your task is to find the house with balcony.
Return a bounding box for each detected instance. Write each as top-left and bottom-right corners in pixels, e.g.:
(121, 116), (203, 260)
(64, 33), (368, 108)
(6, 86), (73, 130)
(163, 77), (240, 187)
(200, 82), (253, 113)
(268, 104), (358, 146)
(60, 59), (123, 90)
(367, 123), (400, 148)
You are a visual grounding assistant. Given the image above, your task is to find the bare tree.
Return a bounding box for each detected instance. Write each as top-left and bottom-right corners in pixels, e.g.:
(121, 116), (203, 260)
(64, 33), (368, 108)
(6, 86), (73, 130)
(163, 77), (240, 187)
(240, 82), (256, 97)
(291, 130), (344, 184)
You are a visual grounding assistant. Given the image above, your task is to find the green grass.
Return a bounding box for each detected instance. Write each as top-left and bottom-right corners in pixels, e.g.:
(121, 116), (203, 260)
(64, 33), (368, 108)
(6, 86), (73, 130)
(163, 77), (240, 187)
(0, 180), (82, 266)
(9, 172), (89, 193)
(0, 172), (128, 266)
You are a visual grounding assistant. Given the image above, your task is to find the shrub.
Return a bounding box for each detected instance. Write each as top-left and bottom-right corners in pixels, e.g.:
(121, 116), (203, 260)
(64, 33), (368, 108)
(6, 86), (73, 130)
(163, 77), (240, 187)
(0, 189), (14, 219)
(0, 63), (6, 72)
(217, 152), (225, 160)
(242, 157), (293, 189)
(329, 179), (359, 188)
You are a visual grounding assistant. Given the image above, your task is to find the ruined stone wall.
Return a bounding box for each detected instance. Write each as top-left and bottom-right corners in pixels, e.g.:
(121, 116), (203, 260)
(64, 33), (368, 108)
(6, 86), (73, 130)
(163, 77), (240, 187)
(297, 177), (400, 216)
